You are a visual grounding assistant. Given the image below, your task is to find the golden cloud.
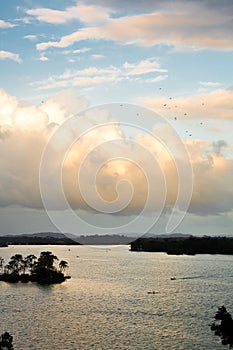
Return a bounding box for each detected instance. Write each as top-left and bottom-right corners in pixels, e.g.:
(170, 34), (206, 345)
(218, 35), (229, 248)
(0, 89), (232, 217)
(138, 89), (233, 120)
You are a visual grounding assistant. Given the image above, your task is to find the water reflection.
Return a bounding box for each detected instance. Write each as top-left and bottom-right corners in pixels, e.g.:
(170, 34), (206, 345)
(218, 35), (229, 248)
(0, 245), (232, 349)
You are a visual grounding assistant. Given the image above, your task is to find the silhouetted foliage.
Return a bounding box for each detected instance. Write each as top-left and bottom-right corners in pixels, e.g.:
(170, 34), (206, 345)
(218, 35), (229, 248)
(210, 306), (233, 348)
(0, 332), (14, 350)
(0, 251), (70, 284)
(130, 236), (233, 255)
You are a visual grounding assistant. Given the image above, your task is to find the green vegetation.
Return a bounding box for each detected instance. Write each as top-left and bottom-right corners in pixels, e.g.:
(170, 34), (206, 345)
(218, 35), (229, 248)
(130, 236), (233, 255)
(0, 251), (70, 284)
(0, 332), (14, 350)
(210, 306), (233, 348)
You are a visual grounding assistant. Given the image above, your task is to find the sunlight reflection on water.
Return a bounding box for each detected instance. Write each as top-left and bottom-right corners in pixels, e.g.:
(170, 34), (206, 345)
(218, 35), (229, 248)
(0, 245), (233, 349)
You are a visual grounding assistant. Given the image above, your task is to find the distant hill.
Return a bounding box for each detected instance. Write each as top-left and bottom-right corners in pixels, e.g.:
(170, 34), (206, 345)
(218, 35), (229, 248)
(0, 232), (198, 247)
(66, 233), (192, 245)
(141, 233), (191, 239)
(70, 234), (136, 245)
(0, 232), (81, 246)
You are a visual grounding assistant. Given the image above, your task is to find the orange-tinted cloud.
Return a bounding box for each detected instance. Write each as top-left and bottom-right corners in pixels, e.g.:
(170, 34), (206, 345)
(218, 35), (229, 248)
(139, 89), (233, 120)
(33, 3), (233, 51)
(0, 89), (232, 217)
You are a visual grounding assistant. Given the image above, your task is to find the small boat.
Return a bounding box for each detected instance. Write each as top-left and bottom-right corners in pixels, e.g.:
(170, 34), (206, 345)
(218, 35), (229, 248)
(170, 277), (176, 280)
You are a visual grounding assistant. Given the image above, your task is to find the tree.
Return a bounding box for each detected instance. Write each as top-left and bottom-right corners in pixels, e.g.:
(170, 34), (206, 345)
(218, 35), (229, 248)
(7, 254), (24, 275)
(0, 332), (14, 350)
(210, 306), (233, 348)
(35, 251), (58, 271)
(0, 251), (70, 284)
(59, 260), (68, 272)
(24, 254), (37, 274)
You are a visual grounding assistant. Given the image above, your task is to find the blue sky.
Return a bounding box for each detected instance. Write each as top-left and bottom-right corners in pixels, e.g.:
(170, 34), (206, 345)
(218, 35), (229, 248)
(0, 0), (233, 236)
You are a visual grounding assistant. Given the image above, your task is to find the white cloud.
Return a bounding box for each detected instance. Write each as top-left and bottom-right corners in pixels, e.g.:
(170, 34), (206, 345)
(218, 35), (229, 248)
(0, 50), (21, 63)
(0, 88), (88, 208)
(199, 81), (222, 87)
(26, 4), (111, 25)
(123, 59), (167, 76)
(73, 47), (91, 54)
(31, 59), (167, 90)
(0, 19), (16, 29)
(39, 54), (49, 61)
(145, 75), (168, 83)
(24, 34), (37, 41)
(91, 54), (105, 60)
(34, 2), (233, 51)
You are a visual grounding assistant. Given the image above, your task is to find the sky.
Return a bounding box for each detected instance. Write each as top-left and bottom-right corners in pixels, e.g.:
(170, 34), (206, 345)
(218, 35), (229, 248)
(0, 0), (233, 236)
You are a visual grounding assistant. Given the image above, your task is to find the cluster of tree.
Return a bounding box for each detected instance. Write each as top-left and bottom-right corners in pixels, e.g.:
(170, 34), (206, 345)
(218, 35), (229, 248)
(210, 306), (233, 348)
(0, 251), (70, 284)
(130, 236), (233, 255)
(0, 332), (14, 350)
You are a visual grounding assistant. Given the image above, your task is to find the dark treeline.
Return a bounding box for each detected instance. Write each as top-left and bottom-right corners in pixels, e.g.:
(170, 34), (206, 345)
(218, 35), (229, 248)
(0, 235), (80, 246)
(130, 236), (233, 255)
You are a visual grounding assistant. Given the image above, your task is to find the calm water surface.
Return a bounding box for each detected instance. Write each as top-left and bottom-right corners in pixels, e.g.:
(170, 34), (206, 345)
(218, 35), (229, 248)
(0, 245), (233, 350)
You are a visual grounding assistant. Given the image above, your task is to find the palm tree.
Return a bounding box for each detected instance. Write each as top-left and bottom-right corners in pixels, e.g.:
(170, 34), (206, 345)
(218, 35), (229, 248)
(59, 260), (68, 272)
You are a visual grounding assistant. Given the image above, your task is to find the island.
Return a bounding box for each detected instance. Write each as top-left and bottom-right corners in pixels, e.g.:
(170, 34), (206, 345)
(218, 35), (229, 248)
(130, 235), (233, 255)
(0, 251), (70, 284)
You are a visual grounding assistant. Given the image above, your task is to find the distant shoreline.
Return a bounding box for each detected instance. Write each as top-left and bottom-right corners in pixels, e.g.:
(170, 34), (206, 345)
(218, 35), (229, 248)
(130, 236), (233, 255)
(0, 233), (81, 246)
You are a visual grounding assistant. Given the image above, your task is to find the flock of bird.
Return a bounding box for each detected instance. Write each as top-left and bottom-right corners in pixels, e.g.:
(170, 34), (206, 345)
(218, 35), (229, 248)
(119, 87), (206, 138)
(159, 88), (205, 137)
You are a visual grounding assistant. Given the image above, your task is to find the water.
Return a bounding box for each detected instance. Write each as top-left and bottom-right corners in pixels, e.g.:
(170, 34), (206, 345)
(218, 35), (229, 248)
(0, 245), (233, 349)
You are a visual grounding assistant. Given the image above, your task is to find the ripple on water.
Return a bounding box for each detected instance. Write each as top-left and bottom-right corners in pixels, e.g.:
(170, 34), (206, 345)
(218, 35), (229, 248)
(0, 246), (232, 349)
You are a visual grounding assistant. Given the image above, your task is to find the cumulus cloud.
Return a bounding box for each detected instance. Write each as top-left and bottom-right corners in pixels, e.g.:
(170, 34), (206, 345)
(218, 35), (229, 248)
(39, 89), (89, 124)
(190, 153), (233, 214)
(0, 88), (88, 208)
(0, 88), (232, 217)
(0, 50), (21, 63)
